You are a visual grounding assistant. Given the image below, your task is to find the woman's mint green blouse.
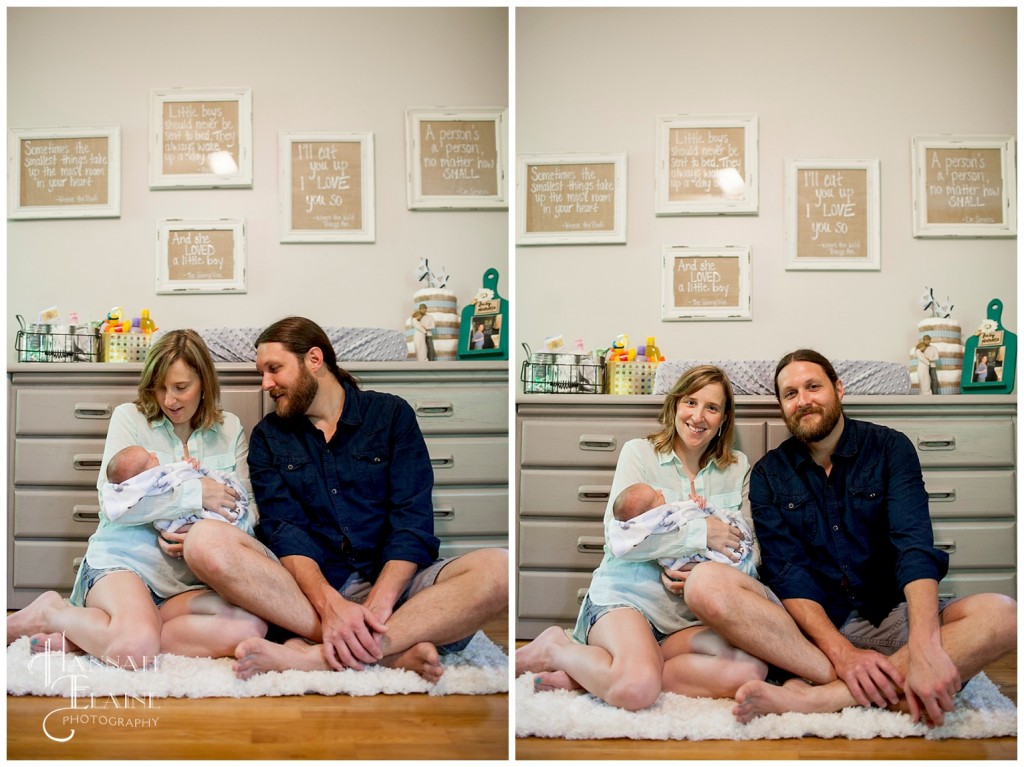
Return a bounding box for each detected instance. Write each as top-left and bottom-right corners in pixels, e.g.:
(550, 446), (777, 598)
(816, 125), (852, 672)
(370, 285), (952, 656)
(573, 437), (754, 641)
(69, 402), (256, 605)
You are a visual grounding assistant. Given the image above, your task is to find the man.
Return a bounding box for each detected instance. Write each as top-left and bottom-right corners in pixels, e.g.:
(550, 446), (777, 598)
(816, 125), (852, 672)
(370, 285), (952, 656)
(183, 317), (508, 681)
(682, 349), (1016, 726)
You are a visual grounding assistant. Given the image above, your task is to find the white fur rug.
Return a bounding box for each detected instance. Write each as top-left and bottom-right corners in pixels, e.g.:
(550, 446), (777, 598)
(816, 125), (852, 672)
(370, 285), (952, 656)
(7, 632), (508, 699)
(515, 672), (1016, 741)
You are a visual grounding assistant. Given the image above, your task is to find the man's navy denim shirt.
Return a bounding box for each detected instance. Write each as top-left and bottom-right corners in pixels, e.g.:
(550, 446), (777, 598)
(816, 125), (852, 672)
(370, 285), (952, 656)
(750, 416), (948, 628)
(248, 380), (439, 589)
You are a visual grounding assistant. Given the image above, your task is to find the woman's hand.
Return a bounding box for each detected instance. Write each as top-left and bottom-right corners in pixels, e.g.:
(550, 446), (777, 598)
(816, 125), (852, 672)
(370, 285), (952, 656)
(200, 477), (239, 521)
(705, 517), (742, 561)
(660, 562), (696, 597)
(157, 525), (190, 559)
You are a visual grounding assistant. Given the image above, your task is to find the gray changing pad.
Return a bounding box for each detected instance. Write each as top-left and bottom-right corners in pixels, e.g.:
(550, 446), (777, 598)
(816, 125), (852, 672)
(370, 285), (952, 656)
(654, 359), (911, 396)
(171, 327), (409, 362)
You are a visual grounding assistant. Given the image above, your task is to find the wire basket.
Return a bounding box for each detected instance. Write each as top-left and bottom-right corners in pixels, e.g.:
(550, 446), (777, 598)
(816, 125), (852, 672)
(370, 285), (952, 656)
(16, 327), (100, 362)
(101, 332), (155, 363)
(521, 354), (605, 394)
(606, 359), (660, 395)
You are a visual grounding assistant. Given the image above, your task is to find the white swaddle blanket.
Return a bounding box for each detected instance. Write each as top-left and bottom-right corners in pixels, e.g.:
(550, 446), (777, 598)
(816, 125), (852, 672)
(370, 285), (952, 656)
(608, 499), (752, 570)
(102, 461), (249, 534)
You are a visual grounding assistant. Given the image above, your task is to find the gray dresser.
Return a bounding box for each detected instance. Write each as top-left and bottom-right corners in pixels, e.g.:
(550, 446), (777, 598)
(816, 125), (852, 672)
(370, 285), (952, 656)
(8, 361), (508, 609)
(516, 393), (1016, 640)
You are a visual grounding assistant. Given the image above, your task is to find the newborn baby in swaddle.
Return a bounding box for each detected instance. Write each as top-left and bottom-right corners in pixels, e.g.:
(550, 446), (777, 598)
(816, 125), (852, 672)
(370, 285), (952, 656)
(608, 482), (752, 569)
(103, 445), (249, 534)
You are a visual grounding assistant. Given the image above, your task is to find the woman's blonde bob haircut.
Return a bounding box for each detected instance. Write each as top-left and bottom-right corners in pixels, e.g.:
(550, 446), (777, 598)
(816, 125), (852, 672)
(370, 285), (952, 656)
(648, 364), (738, 469)
(135, 329), (223, 431)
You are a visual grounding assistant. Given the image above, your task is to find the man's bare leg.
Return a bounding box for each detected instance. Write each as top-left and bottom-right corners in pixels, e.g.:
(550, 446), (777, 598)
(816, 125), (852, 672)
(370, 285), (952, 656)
(683, 562), (836, 685)
(183, 520), (322, 640)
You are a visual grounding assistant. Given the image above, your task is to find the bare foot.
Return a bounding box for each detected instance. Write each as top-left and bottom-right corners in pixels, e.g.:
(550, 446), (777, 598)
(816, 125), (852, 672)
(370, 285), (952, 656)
(733, 677), (847, 723)
(7, 591), (67, 645)
(232, 637), (327, 680)
(29, 632), (83, 655)
(381, 641), (443, 683)
(515, 625), (572, 677)
(534, 669), (582, 692)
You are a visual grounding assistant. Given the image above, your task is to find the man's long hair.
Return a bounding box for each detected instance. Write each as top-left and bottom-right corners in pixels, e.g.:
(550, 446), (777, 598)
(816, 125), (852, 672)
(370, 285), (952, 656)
(255, 317), (359, 389)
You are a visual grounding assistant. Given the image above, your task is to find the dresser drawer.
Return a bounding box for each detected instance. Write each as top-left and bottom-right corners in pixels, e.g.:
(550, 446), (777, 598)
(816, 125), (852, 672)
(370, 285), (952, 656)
(519, 468), (614, 518)
(874, 417), (1015, 468)
(520, 418), (766, 468)
(519, 519), (605, 569)
(14, 437), (105, 486)
(375, 384), (508, 435)
(439, 537), (508, 559)
(12, 540), (88, 589)
(923, 469), (1015, 519)
(432, 487), (508, 536)
(932, 520), (1016, 569)
(939, 570), (1016, 600)
(518, 570), (592, 622)
(14, 488), (100, 538)
(15, 387), (137, 436)
(426, 436), (508, 484)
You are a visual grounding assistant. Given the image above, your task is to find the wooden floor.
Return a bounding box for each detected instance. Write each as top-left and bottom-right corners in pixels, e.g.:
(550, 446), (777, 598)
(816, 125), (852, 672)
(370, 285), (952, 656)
(7, 611), (510, 760)
(515, 644), (1017, 760)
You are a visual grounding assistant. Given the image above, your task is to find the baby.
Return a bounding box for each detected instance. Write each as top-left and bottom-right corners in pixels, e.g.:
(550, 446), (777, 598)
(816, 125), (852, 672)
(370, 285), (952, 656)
(103, 445), (249, 534)
(608, 482), (752, 570)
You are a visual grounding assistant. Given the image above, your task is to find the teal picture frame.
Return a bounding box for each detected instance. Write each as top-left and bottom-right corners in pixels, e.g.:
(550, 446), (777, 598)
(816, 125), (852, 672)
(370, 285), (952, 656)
(961, 298), (1016, 394)
(458, 268), (508, 360)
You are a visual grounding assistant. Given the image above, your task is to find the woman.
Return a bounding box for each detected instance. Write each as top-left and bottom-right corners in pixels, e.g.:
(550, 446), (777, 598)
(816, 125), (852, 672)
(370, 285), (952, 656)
(514, 365), (768, 710)
(6, 330), (266, 667)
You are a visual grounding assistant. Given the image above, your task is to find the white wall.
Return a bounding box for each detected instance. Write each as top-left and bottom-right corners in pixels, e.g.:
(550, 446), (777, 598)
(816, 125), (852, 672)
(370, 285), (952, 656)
(7, 7), (508, 361)
(516, 7), (1016, 373)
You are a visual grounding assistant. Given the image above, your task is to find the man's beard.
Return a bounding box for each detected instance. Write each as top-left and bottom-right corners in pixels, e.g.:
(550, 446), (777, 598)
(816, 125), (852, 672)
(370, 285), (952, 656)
(272, 365), (319, 418)
(787, 398), (842, 443)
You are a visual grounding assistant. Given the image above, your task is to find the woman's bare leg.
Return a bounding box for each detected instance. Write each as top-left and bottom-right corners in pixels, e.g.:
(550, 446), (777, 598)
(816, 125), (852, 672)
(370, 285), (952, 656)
(660, 625), (768, 698)
(158, 589), (268, 658)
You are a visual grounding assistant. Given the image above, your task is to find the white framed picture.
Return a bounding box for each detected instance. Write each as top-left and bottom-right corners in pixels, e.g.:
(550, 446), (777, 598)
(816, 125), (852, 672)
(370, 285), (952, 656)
(279, 131), (375, 243)
(661, 244), (752, 321)
(912, 134), (1016, 238)
(405, 107), (508, 210)
(655, 114), (758, 215)
(8, 125), (120, 219)
(785, 158), (881, 271)
(156, 218), (246, 294)
(150, 87), (253, 189)
(516, 152), (627, 245)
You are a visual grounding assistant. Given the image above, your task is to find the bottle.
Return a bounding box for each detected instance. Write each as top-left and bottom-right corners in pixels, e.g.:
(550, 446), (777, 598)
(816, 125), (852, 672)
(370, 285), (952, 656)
(645, 336), (662, 363)
(140, 309), (156, 334)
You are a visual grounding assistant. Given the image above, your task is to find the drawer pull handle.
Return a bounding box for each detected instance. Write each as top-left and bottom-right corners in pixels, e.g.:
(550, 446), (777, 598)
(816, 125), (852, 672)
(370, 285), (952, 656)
(576, 536), (605, 554)
(927, 487), (957, 502)
(939, 592), (956, 600)
(579, 434), (616, 451)
(72, 556), (84, 573)
(576, 588), (589, 605)
(430, 455), (455, 469)
(577, 485), (611, 502)
(918, 435), (956, 451)
(72, 454), (103, 471)
(72, 505), (101, 522)
(433, 506), (455, 520)
(934, 540), (957, 554)
(74, 402), (113, 420)
(415, 400), (454, 418)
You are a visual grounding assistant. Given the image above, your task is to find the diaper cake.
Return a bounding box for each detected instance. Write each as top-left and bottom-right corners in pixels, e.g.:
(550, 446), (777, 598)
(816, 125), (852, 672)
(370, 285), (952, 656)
(908, 288), (963, 395)
(404, 259), (459, 361)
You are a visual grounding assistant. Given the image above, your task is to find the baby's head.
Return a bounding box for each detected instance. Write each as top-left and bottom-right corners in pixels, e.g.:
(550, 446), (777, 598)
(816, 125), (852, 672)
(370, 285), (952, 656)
(613, 483), (666, 523)
(107, 445), (159, 484)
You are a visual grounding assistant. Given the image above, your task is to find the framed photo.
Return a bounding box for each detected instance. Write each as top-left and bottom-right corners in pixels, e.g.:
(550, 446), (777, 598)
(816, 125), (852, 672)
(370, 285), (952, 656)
(8, 126), (120, 219)
(156, 219), (246, 294)
(150, 88), (253, 189)
(785, 158), (880, 271)
(912, 135), (1017, 237)
(655, 114), (758, 215)
(965, 338), (1006, 386)
(517, 152), (627, 245)
(961, 299), (1017, 395)
(279, 131), (375, 243)
(661, 245), (752, 321)
(405, 107), (508, 210)
(458, 268), (508, 359)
